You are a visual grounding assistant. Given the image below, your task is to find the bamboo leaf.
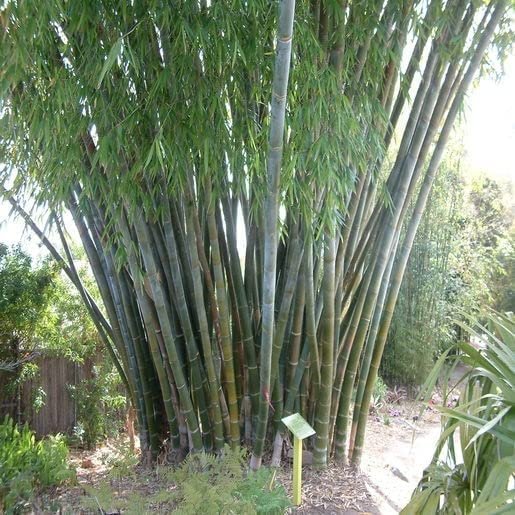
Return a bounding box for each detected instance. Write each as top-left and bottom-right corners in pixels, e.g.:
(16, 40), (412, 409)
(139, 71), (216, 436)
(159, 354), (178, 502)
(97, 38), (123, 89)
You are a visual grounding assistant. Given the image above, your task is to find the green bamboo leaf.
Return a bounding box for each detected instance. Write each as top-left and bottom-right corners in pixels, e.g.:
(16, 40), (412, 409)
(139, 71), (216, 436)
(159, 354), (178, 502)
(125, 41), (140, 77)
(155, 139), (165, 172)
(143, 141), (155, 171)
(97, 38), (123, 89)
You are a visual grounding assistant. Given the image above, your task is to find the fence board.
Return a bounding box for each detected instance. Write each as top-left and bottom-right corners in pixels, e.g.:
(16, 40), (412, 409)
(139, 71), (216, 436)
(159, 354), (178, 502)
(0, 355), (93, 437)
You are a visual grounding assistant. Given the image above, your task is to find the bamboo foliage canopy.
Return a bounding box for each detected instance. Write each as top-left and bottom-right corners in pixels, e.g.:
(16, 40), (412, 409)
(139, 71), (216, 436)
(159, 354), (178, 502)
(0, 0), (513, 467)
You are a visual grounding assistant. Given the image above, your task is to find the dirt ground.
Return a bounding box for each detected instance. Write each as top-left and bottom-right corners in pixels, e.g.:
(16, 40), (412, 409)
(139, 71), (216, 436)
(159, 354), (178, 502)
(33, 367), (468, 514)
(361, 402), (442, 513)
(361, 363), (468, 514)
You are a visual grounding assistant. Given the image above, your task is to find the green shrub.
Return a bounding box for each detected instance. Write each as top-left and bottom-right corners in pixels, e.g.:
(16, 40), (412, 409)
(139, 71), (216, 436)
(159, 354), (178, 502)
(368, 375), (388, 413)
(102, 441), (139, 481)
(373, 376), (387, 402)
(0, 416), (75, 513)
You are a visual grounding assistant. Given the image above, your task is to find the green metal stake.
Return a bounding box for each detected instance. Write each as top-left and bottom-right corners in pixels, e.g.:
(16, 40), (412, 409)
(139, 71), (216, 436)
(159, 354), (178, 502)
(282, 413), (316, 506)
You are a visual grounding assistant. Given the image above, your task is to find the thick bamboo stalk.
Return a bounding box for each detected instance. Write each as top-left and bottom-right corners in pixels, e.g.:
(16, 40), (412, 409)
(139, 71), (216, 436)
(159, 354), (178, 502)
(305, 238), (321, 385)
(385, 0), (441, 148)
(348, 235), (398, 456)
(251, 0), (296, 470)
(220, 196), (260, 413)
(331, 269), (373, 459)
(160, 199), (212, 448)
(206, 188), (240, 448)
(133, 213), (203, 451)
(271, 229), (304, 383)
(184, 202), (225, 450)
(313, 232), (336, 467)
(286, 274), (306, 400)
(333, 47), (450, 456)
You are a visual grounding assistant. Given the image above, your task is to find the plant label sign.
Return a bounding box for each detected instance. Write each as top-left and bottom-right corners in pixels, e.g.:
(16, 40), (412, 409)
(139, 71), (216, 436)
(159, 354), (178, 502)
(281, 413), (315, 505)
(281, 413), (315, 440)
(282, 413), (316, 440)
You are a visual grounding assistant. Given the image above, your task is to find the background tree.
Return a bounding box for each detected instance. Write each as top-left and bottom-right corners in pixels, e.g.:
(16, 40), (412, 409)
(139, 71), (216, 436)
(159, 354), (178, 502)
(37, 259), (129, 447)
(0, 0), (512, 467)
(0, 244), (55, 383)
(492, 226), (515, 313)
(381, 153), (515, 387)
(381, 157), (464, 386)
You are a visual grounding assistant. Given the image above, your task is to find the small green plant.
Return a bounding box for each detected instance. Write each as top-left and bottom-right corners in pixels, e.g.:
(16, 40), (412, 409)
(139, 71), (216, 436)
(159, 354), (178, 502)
(104, 442), (139, 481)
(235, 467), (291, 514)
(82, 482), (118, 513)
(369, 376), (388, 413)
(123, 491), (149, 515)
(171, 446), (290, 514)
(0, 416), (75, 513)
(373, 376), (388, 401)
(81, 445), (290, 514)
(68, 369), (127, 448)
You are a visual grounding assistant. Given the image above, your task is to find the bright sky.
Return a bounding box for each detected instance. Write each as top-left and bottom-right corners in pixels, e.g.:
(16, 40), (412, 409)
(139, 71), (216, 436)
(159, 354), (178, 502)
(0, 200), (52, 261)
(1, 53), (514, 258)
(462, 54), (515, 182)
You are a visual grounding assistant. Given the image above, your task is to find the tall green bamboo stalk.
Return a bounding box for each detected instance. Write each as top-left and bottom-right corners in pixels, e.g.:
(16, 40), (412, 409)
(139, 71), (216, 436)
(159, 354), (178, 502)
(251, 0), (297, 470)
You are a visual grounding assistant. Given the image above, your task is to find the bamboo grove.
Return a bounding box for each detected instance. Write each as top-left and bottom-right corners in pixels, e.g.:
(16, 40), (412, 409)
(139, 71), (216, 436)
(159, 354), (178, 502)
(0, 0), (512, 467)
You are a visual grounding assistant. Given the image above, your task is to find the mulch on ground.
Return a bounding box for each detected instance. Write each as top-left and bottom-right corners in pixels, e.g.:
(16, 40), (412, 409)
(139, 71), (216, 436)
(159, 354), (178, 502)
(278, 461), (378, 514)
(31, 446), (379, 514)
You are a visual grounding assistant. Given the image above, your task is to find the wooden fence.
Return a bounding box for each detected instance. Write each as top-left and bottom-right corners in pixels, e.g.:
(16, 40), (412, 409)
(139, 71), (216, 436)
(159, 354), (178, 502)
(0, 355), (93, 437)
